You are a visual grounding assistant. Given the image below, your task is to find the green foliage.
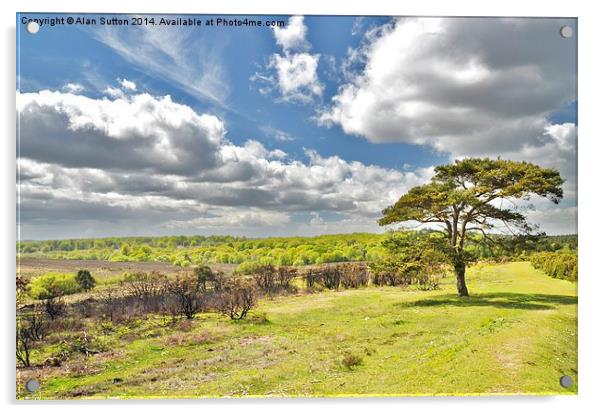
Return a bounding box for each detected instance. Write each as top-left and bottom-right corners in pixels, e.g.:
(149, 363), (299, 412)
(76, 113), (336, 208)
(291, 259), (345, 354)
(75, 270), (96, 291)
(530, 252), (578, 281)
(17, 230), (577, 273)
(28, 272), (82, 299)
(378, 158), (565, 296)
(369, 232), (450, 289)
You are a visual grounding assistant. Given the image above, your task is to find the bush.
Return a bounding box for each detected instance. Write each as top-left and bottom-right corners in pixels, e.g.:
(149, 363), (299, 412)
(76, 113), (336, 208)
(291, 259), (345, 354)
(28, 272), (82, 299)
(75, 269), (96, 291)
(194, 265), (227, 291)
(303, 265), (345, 290)
(43, 290), (66, 320)
(340, 263), (369, 288)
(341, 352), (363, 370)
(217, 279), (257, 320)
(252, 264), (277, 291)
(277, 266), (298, 289)
(16, 307), (47, 367)
(166, 274), (203, 319)
(121, 271), (166, 309)
(530, 252), (578, 281)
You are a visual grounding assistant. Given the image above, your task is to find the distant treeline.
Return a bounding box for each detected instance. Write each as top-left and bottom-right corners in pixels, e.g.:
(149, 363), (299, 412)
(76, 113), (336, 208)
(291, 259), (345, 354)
(17, 232), (577, 268)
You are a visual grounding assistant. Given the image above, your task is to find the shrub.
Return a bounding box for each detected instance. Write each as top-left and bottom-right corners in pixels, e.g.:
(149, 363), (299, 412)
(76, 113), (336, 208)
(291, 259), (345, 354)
(341, 352), (363, 370)
(303, 265), (343, 290)
(194, 266), (227, 291)
(277, 266), (298, 289)
(322, 266), (342, 290)
(530, 252), (578, 281)
(75, 269), (96, 291)
(28, 272), (82, 299)
(121, 271), (166, 309)
(252, 264), (277, 291)
(166, 274), (204, 319)
(98, 286), (119, 322)
(218, 279), (257, 320)
(340, 263), (369, 288)
(43, 292), (66, 320)
(16, 307), (47, 367)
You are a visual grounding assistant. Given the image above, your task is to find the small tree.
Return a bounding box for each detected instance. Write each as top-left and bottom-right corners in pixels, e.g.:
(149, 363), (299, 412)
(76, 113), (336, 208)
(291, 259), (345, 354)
(75, 269), (96, 292)
(42, 286), (66, 320)
(253, 264), (277, 291)
(121, 271), (166, 309)
(98, 286), (119, 322)
(379, 158), (564, 296)
(16, 307), (47, 367)
(194, 265), (227, 291)
(194, 265), (214, 291)
(166, 274), (203, 319)
(218, 279), (257, 320)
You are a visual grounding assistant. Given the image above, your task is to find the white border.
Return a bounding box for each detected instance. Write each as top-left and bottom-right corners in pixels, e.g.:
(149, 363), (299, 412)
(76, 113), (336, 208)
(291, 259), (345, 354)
(3, 1), (601, 412)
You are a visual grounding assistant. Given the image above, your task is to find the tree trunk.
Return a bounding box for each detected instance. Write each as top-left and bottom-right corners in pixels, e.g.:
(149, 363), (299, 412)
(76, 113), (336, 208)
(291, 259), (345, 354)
(454, 261), (469, 297)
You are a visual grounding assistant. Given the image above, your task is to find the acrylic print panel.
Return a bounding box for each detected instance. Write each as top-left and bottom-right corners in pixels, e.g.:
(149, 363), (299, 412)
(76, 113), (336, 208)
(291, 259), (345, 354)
(16, 13), (578, 399)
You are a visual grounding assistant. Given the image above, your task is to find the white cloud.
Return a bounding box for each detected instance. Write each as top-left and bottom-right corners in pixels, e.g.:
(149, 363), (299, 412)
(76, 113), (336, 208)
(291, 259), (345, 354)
(17, 90), (224, 176)
(118, 78), (137, 91)
(273, 15), (308, 51)
(253, 15), (324, 104)
(268, 53), (323, 103)
(103, 86), (125, 99)
(320, 18), (575, 152)
(63, 83), (85, 93)
(320, 17), (577, 207)
(17, 89), (434, 239)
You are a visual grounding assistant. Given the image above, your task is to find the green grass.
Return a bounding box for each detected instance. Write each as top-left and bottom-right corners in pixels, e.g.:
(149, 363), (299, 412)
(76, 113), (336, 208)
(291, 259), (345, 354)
(17, 262), (577, 399)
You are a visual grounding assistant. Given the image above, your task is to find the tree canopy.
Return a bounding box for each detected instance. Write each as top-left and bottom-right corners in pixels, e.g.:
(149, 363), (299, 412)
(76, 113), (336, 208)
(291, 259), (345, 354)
(379, 158), (564, 296)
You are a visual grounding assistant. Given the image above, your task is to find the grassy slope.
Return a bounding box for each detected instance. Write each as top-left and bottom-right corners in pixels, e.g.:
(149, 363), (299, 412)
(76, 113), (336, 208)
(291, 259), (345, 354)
(18, 262), (577, 399)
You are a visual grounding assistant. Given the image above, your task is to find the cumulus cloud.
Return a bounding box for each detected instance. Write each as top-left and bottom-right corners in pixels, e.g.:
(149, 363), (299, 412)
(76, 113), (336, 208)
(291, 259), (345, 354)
(320, 17), (577, 209)
(17, 89), (433, 239)
(63, 83), (85, 93)
(252, 16), (324, 104)
(273, 15), (309, 51)
(118, 78), (137, 91)
(320, 18), (576, 150)
(17, 91), (224, 176)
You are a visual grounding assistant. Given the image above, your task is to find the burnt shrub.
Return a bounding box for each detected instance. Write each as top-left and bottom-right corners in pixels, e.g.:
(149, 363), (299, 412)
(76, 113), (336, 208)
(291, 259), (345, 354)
(166, 274), (203, 320)
(217, 279), (257, 320)
(303, 265), (341, 290)
(42, 286), (66, 320)
(194, 265), (228, 292)
(121, 271), (167, 304)
(340, 263), (369, 289)
(321, 266), (341, 290)
(305, 269), (320, 288)
(369, 259), (408, 287)
(277, 266), (298, 289)
(16, 307), (47, 367)
(98, 286), (119, 322)
(252, 264), (277, 291)
(75, 269), (96, 292)
(341, 352), (363, 370)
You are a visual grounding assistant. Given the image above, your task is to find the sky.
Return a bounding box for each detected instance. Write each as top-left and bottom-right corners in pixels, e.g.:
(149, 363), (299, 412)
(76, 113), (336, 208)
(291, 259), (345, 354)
(16, 14), (577, 240)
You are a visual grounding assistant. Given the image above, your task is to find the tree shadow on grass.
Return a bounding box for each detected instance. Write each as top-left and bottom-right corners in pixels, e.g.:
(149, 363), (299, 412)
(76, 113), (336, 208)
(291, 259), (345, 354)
(398, 292), (577, 311)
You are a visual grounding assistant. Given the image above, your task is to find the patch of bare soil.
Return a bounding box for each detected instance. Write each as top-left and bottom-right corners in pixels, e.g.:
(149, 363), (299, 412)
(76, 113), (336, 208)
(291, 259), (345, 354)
(16, 257), (237, 279)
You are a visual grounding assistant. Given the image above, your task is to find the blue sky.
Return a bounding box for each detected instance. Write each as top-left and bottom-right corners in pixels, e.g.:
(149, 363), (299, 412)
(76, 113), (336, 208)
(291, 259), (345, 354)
(18, 14), (443, 170)
(17, 14), (577, 239)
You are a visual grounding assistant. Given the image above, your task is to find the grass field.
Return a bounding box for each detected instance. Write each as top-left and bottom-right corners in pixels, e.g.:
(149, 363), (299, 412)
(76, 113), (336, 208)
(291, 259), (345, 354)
(16, 261), (577, 398)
